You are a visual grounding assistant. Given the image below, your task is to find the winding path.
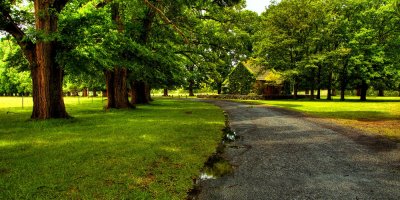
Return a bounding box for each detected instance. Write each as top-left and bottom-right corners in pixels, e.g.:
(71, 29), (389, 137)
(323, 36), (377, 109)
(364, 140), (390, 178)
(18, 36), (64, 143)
(198, 100), (400, 199)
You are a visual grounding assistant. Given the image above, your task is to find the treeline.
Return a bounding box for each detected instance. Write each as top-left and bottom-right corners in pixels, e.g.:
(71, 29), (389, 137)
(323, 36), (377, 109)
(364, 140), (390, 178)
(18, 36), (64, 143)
(253, 0), (400, 100)
(0, 0), (251, 119)
(1, 0), (399, 119)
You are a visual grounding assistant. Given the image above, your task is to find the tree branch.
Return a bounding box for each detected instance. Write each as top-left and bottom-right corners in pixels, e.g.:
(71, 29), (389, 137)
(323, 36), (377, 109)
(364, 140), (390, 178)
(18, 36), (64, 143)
(175, 51), (197, 65)
(0, 9), (35, 64)
(143, 0), (189, 44)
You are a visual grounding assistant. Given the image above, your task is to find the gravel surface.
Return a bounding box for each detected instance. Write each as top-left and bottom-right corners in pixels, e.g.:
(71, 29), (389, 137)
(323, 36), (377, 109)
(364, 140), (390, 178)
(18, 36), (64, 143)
(197, 100), (400, 200)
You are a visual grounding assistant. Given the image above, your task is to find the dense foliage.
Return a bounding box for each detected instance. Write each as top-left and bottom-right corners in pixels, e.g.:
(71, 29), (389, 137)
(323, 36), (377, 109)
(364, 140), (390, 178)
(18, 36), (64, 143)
(1, 0), (399, 117)
(253, 0), (400, 100)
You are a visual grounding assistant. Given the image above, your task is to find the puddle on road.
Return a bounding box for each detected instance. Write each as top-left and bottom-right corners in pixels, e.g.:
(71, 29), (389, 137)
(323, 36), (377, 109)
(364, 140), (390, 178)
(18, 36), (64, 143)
(223, 126), (239, 143)
(187, 111), (237, 199)
(199, 153), (234, 180)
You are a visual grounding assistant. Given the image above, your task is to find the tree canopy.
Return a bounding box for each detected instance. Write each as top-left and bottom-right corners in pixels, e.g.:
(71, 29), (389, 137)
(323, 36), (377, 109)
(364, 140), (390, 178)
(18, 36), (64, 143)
(0, 0), (399, 119)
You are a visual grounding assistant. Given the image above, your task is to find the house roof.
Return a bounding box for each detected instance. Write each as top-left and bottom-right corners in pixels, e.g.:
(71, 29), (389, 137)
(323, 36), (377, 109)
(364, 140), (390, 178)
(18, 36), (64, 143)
(242, 60), (284, 85)
(243, 61), (269, 81)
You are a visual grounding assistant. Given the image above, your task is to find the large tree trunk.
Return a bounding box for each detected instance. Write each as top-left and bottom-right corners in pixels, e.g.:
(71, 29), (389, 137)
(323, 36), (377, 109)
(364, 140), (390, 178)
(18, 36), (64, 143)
(92, 89), (97, 97)
(340, 86), (346, 101)
(189, 80), (195, 96)
(360, 80), (368, 101)
(310, 69), (315, 100)
(293, 79), (299, 99)
(30, 0), (69, 119)
(105, 68), (131, 109)
(31, 56), (68, 119)
(217, 82), (222, 94)
(163, 88), (168, 96)
(378, 89), (384, 97)
(340, 61), (347, 101)
(327, 70), (332, 100)
(130, 80), (150, 104)
(310, 89), (315, 100)
(316, 65), (321, 99)
(82, 88), (88, 97)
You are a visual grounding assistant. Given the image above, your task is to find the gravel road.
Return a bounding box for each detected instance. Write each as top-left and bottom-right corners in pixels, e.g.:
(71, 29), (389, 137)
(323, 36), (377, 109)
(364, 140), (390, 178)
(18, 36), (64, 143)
(197, 100), (400, 200)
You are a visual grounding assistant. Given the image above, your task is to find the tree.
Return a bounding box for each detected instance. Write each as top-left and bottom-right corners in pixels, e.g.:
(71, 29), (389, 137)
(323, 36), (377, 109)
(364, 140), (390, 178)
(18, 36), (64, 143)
(253, 0), (400, 101)
(1, 0), (70, 119)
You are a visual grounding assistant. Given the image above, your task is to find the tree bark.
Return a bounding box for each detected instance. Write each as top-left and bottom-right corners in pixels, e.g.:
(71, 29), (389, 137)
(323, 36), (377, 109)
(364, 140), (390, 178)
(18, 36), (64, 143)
(327, 70), (332, 100)
(82, 88), (88, 97)
(340, 61), (348, 101)
(310, 89), (315, 100)
(105, 68), (131, 109)
(29, 0), (69, 119)
(130, 80), (150, 104)
(293, 79), (298, 99)
(378, 89), (384, 97)
(360, 80), (368, 101)
(92, 89), (97, 97)
(340, 88), (345, 101)
(217, 82), (222, 94)
(189, 80), (195, 96)
(316, 65), (321, 99)
(356, 88), (361, 96)
(163, 88), (168, 96)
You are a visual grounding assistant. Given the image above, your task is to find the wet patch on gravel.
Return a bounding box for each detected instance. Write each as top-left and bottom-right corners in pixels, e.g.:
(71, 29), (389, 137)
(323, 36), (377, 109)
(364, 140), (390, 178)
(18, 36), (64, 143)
(187, 112), (237, 200)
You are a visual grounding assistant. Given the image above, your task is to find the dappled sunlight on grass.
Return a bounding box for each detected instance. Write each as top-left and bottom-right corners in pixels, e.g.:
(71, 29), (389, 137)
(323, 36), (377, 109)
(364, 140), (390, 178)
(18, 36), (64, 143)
(0, 97), (224, 199)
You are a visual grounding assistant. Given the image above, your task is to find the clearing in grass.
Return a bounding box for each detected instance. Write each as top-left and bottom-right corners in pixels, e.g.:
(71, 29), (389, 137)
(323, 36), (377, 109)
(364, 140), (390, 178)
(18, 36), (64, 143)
(0, 97), (224, 199)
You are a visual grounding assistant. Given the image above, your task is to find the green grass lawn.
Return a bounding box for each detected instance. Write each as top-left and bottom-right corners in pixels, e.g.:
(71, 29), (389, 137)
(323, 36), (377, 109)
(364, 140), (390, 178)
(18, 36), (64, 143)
(0, 97), (224, 199)
(236, 96), (400, 141)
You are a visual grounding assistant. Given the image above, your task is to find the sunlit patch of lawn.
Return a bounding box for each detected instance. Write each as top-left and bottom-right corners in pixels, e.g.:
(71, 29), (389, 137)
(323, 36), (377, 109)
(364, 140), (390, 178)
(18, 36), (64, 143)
(0, 97), (224, 199)
(236, 96), (400, 141)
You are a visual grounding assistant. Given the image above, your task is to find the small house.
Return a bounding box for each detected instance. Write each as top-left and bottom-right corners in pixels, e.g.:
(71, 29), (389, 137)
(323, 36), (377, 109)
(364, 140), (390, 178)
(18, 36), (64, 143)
(224, 61), (284, 97)
(244, 61), (284, 97)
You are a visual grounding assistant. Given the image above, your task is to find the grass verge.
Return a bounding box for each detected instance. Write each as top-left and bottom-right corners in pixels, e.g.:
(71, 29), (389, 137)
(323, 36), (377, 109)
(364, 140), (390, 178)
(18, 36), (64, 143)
(234, 96), (400, 141)
(0, 97), (224, 199)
